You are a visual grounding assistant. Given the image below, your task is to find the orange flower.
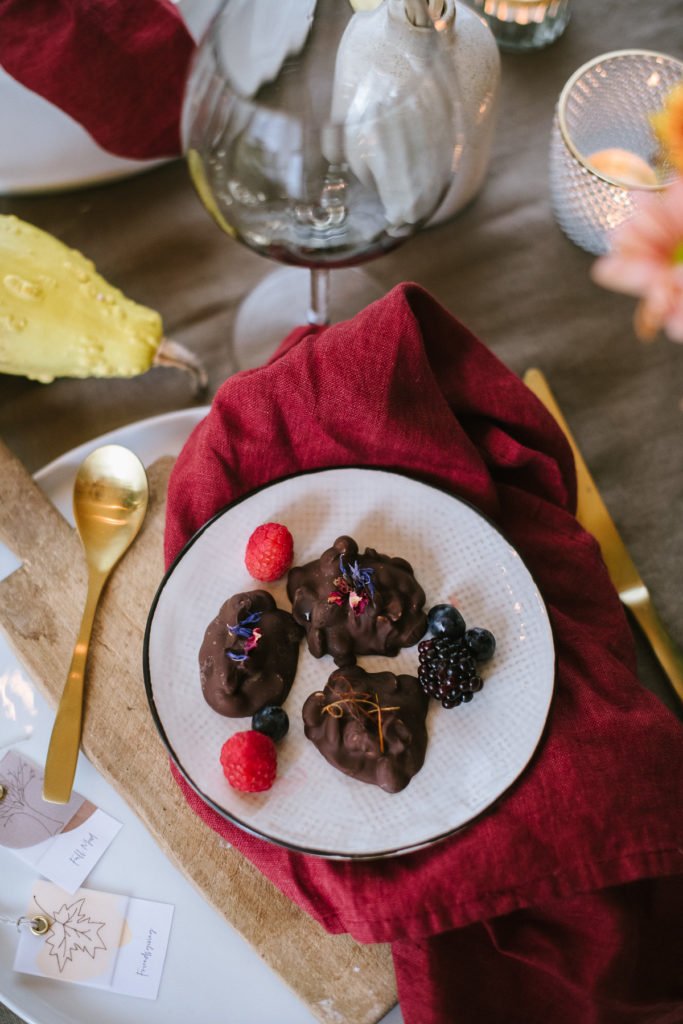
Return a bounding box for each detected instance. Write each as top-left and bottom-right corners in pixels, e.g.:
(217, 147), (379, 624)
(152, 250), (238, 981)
(652, 82), (683, 173)
(591, 178), (683, 343)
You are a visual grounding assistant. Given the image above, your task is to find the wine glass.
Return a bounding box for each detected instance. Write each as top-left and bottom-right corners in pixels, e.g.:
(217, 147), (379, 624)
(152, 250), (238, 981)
(182, 0), (463, 368)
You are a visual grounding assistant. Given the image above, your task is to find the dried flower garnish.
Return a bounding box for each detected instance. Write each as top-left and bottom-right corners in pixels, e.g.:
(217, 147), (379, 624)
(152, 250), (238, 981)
(322, 690), (399, 754)
(226, 610), (263, 662)
(327, 555), (376, 615)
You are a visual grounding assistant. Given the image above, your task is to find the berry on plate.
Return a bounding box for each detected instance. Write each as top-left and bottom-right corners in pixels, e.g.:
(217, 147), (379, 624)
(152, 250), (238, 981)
(220, 730), (277, 792)
(465, 627), (496, 662)
(245, 522), (294, 582)
(427, 603), (466, 639)
(417, 636), (483, 709)
(252, 704), (289, 742)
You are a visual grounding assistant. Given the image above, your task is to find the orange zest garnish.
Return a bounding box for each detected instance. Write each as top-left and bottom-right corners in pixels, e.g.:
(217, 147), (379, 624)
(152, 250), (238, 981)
(322, 690), (400, 755)
(375, 694), (385, 754)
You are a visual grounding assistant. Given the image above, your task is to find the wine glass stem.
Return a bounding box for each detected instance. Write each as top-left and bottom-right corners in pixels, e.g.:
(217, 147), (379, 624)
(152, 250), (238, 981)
(307, 268), (330, 326)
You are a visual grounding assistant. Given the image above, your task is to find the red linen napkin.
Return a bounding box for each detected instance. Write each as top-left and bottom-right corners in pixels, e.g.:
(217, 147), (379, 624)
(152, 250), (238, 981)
(165, 283), (683, 1023)
(0, 0), (194, 159)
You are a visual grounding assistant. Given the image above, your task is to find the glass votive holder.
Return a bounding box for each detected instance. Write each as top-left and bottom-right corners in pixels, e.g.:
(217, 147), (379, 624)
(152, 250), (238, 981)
(466, 0), (570, 52)
(549, 49), (682, 256)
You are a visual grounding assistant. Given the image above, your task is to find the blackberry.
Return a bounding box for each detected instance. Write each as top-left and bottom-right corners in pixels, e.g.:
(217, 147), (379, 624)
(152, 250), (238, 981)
(417, 635), (484, 709)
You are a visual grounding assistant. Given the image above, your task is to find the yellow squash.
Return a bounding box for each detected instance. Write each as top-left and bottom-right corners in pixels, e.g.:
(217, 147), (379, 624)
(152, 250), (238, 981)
(0, 215), (205, 389)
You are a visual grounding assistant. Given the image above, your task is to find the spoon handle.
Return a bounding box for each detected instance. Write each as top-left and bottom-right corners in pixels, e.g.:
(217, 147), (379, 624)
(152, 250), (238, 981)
(43, 568), (107, 804)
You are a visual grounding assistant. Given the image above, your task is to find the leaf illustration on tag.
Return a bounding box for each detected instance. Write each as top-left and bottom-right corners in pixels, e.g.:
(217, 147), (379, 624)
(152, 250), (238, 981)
(38, 897), (107, 973)
(0, 755), (72, 847)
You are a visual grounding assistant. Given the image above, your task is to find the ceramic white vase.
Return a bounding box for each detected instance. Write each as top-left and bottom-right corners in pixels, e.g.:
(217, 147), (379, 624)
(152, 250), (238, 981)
(331, 0), (501, 227)
(428, 0), (501, 224)
(330, 0), (459, 226)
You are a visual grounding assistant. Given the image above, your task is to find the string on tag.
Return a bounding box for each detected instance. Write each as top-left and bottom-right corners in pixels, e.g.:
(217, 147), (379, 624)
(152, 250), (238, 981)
(0, 912), (51, 936)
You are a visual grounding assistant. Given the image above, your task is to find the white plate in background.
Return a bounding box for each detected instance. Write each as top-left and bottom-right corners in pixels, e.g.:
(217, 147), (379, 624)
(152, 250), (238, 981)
(0, 0), (220, 196)
(0, 408), (405, 1024)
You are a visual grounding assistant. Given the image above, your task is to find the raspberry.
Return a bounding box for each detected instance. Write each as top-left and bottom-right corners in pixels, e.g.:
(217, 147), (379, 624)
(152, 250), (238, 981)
(220, 730), (277, 792)
(245, 522), (294, 582)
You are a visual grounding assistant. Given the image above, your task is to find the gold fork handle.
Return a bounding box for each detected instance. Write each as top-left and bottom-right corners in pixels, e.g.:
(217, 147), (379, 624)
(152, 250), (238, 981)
(623, 589), (683, 705)
(43, 569), (106, 804)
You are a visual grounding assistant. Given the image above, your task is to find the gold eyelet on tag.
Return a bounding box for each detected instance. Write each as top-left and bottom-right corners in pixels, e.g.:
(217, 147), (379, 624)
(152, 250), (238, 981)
(0, 783), (7, 801)
(30, 916), (50, 936)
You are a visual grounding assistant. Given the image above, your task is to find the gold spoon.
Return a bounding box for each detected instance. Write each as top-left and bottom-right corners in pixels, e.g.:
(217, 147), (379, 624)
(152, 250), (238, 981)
(43, 445), (149, 803)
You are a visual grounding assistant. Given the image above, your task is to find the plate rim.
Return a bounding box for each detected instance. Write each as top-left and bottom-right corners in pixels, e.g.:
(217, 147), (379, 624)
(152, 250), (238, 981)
(33, 406), (210, 485)
(143, 465), (556, 860)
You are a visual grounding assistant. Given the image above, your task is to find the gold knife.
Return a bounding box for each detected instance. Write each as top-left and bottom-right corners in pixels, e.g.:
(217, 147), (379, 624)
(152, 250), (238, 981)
(524, 368), (683, 706)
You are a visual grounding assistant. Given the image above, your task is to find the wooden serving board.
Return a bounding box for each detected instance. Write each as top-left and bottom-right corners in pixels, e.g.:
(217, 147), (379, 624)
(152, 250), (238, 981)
(0, 438), (396, 1024)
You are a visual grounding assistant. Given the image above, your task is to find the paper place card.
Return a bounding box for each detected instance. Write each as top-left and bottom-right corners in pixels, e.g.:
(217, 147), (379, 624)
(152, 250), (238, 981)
(14, 880), (174, 1001)
(0, 750), (121, 892)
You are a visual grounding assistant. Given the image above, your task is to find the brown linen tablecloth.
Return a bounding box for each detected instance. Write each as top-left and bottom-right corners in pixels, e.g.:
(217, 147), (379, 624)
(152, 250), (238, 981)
(1, 0), (681, 1020)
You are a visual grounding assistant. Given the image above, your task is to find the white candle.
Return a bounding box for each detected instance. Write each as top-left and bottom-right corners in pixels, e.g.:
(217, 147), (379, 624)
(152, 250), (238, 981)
(473, 0), (570, 51)
(550, 51), (683, 255)
(486, 0), (556, 25)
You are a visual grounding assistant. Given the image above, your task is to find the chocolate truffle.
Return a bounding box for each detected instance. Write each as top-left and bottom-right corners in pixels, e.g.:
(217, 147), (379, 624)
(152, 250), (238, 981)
(199, 590), (302, 717)
(302, 665), (429, 793)
(287, 535), (427, 666)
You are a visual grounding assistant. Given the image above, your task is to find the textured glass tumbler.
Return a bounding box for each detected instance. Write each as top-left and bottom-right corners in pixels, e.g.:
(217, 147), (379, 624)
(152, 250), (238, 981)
(550, 50), (682, 255)
(467, 0), (570, 52)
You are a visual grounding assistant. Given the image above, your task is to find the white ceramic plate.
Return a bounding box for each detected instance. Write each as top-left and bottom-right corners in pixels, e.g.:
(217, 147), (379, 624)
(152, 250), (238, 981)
(0, 68), (165, 196)
(0, 1), (220, 196)
(0, 410), (404, 1024)
(145, 468), (555, 859)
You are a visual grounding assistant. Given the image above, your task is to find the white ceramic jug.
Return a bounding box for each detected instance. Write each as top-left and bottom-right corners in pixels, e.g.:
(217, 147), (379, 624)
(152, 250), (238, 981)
(334, 0), (501, 227)
(330, 0), (459, 226)
(429, 0), (500, 224)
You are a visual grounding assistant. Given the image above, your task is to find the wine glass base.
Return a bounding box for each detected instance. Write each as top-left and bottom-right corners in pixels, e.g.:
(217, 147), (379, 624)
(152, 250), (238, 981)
(232, 266), (384, 370)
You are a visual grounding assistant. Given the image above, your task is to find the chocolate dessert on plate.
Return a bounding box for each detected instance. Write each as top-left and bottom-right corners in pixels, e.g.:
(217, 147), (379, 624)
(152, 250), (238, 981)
(302, 665), (430, 793)
(287, 535), (427, 666)
(199, 590), (302, 717)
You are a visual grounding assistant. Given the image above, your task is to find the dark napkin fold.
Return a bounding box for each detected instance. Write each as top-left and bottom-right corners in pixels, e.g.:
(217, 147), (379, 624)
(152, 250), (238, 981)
(165, 284), (683, 1023)
(0, 0), (193, 159)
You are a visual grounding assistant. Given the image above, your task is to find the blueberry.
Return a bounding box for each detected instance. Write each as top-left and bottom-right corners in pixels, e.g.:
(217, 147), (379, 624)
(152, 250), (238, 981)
(427, 604), (466, 639)
(252, 705), (289, 742)
(465, 627), (496, 662)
